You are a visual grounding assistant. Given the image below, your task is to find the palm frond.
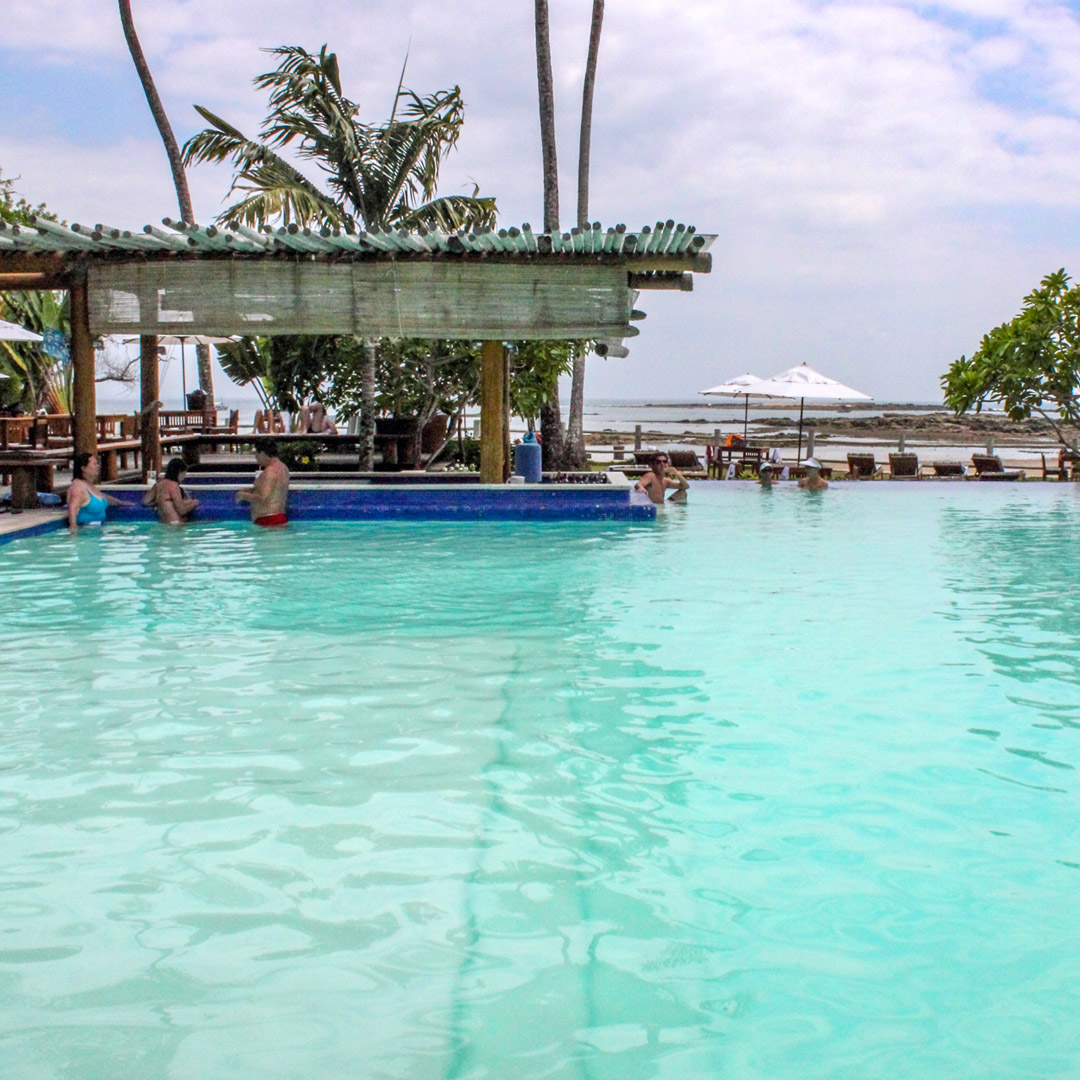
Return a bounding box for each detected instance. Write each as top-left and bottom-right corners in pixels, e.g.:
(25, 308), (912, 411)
(392, 194), (497, 232)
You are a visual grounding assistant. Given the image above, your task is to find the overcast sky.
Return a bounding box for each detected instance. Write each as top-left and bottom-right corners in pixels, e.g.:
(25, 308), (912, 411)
(4, 0), (1080, 403)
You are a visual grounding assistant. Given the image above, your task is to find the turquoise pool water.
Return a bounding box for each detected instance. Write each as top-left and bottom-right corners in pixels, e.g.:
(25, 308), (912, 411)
(2, 483), (1079, 1079)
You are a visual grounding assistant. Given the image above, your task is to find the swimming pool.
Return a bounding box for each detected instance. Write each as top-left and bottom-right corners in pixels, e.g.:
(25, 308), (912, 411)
(2, 483), (1079, 1078)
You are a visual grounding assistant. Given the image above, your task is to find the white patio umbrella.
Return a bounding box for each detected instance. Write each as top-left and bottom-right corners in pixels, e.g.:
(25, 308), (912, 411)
(753, 363), (871, 462)
(700, 372), (777, 441)
(122, 334), (234, 405)
(0, 318), (43, 342)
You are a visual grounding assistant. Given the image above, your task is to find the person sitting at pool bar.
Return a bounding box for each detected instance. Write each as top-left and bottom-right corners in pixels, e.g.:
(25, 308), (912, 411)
(66, 452), (132, 530)
(635, 452), (689, 504)
(798, 457), (829, 491)
(252, 409), (287, 435)
(143, 457), (199, 524)
(236, 437), (290, 526)
(296, 400), (338, 435)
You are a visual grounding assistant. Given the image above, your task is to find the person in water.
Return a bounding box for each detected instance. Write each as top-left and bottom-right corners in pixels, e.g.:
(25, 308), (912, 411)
(236, 437), (290, 526)
(635, 452), (689, 504)
(66, 452), (131, 530)
(798, 457), (829, 491)
(757, 460), (775, 489)
(143, 457), (199, 524)
(297, 400), (338, 435)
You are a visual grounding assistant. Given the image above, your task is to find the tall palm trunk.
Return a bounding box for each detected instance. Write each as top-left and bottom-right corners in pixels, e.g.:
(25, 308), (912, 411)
(118, 0), (214, 399)
(534, 0), (565, 464)
(359, 337), (377, 470)
(564, 0), (605, 470)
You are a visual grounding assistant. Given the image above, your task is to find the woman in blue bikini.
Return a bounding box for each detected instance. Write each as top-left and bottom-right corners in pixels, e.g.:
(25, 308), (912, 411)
(66, 452), (129, 530)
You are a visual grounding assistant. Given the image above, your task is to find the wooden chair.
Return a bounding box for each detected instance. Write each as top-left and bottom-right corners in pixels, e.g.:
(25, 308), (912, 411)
(846, 452), (878, 478)
(888, 452), (919, 478)
(1040, 453), (1069, 480)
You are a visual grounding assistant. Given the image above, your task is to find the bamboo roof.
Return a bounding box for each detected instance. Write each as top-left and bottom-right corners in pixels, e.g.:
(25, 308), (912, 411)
(0, 216), (713, 265)
(0, 217), (714, 341)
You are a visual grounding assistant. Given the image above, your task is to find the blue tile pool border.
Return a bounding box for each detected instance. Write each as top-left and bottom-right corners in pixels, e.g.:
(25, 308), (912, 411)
(2, 485), (655, 539)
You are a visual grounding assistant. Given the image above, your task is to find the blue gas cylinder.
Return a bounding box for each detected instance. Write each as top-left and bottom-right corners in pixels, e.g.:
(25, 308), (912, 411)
(514, 433), (543, 483)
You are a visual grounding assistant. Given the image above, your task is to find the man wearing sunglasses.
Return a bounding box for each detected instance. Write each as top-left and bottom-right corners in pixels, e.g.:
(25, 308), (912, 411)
(635, 452), (690, 504)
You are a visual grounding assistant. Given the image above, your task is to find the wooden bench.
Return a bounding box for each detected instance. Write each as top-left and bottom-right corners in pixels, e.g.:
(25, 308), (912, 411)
(172, 428), (426, 471)
(96, 440), (143, 480)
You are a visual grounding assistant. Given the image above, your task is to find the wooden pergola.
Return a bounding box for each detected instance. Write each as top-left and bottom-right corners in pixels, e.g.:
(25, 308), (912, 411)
(0, 217), (713, 481)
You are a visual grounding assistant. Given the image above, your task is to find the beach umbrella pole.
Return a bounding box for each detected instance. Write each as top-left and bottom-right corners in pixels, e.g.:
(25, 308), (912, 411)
(743, 396), (749, 441)
(796, 398), (805, 461)
(180, 341), (187, 406)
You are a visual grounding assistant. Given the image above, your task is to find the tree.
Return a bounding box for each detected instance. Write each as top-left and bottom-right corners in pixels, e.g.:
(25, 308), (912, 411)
(533, 1), (567, 468)
(117, 0), (215, 401)
(942, 269), (1080, 445)
(183, 44), (496, 467)
(564, 0), (606, 470)
(0, 171), (67, 412)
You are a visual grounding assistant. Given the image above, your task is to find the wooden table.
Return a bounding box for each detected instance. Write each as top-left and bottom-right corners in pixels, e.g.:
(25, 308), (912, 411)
(0, 450), (71, 509)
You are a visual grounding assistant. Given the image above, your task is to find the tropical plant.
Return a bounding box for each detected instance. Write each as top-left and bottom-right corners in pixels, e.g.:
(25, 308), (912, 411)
(183, 44), (497, 466)
(0, 172), (68, 411)
(0, 289), (71, 413)
(942, 269), (1080, 445)
(215, 334), (340, 413)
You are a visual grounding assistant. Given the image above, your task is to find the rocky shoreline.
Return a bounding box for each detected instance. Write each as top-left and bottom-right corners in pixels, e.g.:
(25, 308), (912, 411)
(587, 411), (1080, 449)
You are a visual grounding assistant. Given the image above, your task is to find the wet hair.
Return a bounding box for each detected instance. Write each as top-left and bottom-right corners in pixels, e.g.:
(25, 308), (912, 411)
(164, 457), (187, 482)
(253, 437), (278, 457)
(72, 452), (95, 480)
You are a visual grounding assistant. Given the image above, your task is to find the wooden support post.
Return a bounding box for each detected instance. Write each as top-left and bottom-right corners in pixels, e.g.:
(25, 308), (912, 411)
(70, 272), (97, 457)
(503, 346), (511, 482)
(140, 334), (161, 481)
(480, 339), (505, 483)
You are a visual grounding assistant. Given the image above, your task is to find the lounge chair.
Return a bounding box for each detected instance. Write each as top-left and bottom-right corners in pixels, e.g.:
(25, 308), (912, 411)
(931, 461), (966, 477)
(846, 453), (878, 479)
(971, 454), (1022, 480)
(888, 452), (919, 479)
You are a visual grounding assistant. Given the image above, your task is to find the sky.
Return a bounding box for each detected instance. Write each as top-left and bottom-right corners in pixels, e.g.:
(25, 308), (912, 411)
(4, 0), (1080, 404)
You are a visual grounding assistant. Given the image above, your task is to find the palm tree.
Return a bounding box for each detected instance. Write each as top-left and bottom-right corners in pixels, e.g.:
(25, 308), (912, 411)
(117, 0), (215, 401)
(533, 1), (566, 468)
(564, 0), (606, 470)
(183, 45), (496, 467)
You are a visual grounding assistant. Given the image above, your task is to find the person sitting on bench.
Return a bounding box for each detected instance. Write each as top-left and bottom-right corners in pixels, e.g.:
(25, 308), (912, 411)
(297, 400), (338, 435)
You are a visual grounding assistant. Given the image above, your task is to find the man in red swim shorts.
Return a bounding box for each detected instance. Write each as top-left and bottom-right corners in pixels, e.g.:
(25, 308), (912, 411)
(236, 437), (290, 526)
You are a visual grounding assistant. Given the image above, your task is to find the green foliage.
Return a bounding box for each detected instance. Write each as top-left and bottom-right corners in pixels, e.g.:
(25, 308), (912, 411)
(216, 335), (342, 411)
(183, 45), (496, 232)
(276, 439), (321, 471)
(0, 167), (58, 226)
(509, 340), (585, 420)
(0, 171), (67, 410)
(942, 269), (1080, 442)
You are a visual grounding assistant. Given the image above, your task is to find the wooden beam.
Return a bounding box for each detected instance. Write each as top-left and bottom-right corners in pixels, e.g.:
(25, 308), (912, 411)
(480, 339), (505, 484)
(0, 253), (71, 277)
(140, 335), (161, 481)
(0, 272), (71, 290)
(70, 273), (97, 456)
(628, 272), (693, 291)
